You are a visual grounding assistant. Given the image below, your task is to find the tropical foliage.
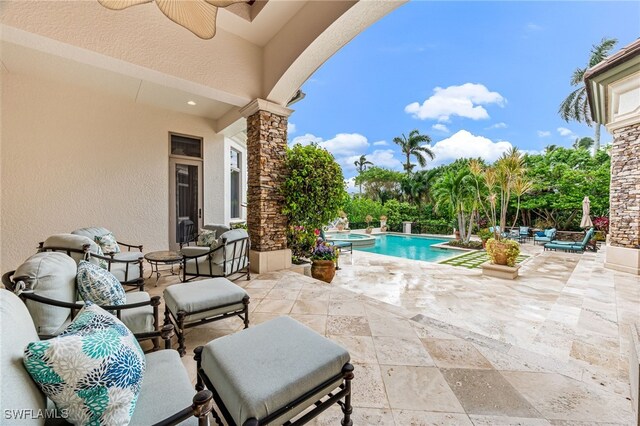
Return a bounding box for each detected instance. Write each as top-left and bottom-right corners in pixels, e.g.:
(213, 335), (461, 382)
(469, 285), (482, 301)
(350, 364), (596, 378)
(558, 37), (617, 151)
(283, 144), (346, 259)
(393, 129), (435, 174)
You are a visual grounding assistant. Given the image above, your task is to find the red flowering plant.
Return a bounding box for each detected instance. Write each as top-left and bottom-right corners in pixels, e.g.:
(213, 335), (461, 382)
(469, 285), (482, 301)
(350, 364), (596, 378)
(593, 216), (609, 233)
(310, 238), (337, 262)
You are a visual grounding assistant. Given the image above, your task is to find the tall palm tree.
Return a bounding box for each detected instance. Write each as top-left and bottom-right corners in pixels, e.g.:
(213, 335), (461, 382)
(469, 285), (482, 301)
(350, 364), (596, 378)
(401, 169), (438, 205)
(393, 129), (435, 175)
(559, 37), (617, 153)
(572, 137), (594, 151)
(353, 154), (373, 194)
(433, 168), (476, 243)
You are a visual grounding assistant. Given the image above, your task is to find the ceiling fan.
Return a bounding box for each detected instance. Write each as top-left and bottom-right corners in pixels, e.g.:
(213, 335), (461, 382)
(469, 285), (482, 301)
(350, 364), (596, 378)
(98, 0), (248, 40)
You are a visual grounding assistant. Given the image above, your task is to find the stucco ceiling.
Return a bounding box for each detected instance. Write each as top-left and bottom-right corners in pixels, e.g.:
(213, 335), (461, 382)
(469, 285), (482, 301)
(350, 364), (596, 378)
(0, 40), (236, 120)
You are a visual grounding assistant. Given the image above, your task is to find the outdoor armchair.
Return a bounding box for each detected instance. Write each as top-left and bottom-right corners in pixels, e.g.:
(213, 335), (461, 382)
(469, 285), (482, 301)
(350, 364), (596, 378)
(72, 226), (143, 254)
(3, 251), (161, 348)
(182, 229), (250, 282)
(40, 233), (144, 291)
(0, 288), (214, 426)
(534, 228), (556, 245)
(180, 223), (231, 249)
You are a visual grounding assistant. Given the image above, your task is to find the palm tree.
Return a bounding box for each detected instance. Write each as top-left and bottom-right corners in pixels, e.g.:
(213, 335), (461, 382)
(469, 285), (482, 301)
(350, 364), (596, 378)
(393, 129), (435, 175)
(353, 155), (373, 194)
(559, 37), (617, 152)
(401, 169), (438, 205)
(572, 137), (594, 151)
(544, 144), (558, 153)
(433, 168), (476, 243)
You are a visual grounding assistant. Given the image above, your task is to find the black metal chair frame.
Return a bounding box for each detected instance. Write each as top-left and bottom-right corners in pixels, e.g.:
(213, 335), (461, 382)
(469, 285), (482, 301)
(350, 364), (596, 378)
(194, 346), (354, 426)
(182, 236), (251, 282)
(164, 295), (250, 356)
(2, 270), (163, 350)
(39, 243), (145, 291)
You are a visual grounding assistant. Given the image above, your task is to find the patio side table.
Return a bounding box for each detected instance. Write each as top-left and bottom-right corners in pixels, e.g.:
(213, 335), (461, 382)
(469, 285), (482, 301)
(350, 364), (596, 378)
(144, 250), (183, 286)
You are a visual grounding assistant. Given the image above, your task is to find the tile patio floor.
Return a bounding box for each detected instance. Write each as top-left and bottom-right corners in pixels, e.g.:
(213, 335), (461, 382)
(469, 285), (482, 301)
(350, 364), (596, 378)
(145, 242), (638, 425)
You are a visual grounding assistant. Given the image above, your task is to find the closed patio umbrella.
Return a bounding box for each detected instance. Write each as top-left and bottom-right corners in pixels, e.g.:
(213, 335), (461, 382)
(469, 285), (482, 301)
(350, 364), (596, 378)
(580, 196), (593, 228)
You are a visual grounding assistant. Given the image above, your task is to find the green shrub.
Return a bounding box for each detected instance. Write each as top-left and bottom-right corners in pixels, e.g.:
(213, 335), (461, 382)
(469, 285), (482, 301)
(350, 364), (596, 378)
(283, 144), (345, 258)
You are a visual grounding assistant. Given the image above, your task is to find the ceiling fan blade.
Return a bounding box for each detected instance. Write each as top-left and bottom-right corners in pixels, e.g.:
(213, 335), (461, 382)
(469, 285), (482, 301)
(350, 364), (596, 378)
(155, 0), (218, 39)
(98, 0), (152, 10)
(205, 0), (246, 8)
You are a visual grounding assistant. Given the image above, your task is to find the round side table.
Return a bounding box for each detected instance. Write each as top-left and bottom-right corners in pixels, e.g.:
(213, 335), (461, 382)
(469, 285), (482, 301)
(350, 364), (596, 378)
(144, 250), (183, 286)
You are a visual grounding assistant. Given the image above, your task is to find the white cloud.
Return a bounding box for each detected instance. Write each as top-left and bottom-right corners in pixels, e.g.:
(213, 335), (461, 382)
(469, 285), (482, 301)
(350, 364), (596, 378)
(487, 122), (507, 129)
(405, 83), (506, 122)
(428, 130), (513, 167)
(557, 127), (577, 138)
(432, 124), (450, 133)
(345, 177), (357, 194)
(291, 133), (323, 146)
(526, 23), (543, 31)
(537, 130), (551, 137)
(287, 122), (296, 134)
(290, 133), (400, 175)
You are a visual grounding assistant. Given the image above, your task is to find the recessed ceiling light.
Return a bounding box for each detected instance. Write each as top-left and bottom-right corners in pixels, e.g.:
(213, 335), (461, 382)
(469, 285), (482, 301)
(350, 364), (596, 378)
(187, 101), (197, 106)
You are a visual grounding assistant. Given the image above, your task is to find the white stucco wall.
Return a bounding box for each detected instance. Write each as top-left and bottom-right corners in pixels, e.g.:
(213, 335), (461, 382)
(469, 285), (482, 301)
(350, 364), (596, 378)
(1, 72), (240, 271)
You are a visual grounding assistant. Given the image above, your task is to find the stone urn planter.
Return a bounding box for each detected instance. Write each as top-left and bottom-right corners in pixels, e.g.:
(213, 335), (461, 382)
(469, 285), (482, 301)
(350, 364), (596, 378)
(311, 260), (336, 283)
(365, 226), (373, 234)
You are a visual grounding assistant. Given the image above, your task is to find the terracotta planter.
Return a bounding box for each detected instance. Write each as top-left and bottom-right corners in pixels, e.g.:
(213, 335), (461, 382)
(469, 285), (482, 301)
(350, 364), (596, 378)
(454, 230), (461, 240)
(482, 240), (487, 249)
(336, 224), (345, 231)
(489, 241), (510, 265)
(311, 260), (336, 283)
(365, 227), (372, 234)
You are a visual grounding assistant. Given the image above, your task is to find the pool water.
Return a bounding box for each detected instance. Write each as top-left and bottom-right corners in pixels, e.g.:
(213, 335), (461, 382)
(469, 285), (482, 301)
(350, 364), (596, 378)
(355, 234), (457, 262)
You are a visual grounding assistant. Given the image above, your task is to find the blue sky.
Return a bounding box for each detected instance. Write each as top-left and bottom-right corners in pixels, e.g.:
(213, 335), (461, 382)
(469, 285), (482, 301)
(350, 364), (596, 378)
(287, 1), (640, 186)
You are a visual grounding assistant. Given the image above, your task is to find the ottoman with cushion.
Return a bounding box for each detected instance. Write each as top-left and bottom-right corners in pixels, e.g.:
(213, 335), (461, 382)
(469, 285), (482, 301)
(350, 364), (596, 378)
(164, 278), (250, 355)
(194, 316), (354, 426)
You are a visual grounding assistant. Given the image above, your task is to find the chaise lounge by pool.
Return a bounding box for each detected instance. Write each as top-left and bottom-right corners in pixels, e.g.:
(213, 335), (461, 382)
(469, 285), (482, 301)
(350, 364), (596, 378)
(355, 234), (458, 262)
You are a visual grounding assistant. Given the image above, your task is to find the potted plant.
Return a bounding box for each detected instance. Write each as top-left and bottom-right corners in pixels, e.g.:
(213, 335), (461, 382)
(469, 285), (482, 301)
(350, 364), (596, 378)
(310, 238), (338, 283)
(477, 228), (493, 249)
(485, 238), (520, 267)
(365, 215), (373, 234)
(379, 215), (387, 232)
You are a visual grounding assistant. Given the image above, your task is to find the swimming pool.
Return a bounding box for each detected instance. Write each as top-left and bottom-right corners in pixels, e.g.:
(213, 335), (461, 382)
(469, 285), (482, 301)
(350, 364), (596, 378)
(325, 232), (376, 248)
(355, 234), (458, 262)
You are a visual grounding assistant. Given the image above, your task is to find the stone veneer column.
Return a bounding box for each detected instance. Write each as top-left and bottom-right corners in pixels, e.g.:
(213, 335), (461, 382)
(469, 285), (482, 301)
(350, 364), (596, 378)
(240, 99), (293, 273)
(609, 123), (640, 248)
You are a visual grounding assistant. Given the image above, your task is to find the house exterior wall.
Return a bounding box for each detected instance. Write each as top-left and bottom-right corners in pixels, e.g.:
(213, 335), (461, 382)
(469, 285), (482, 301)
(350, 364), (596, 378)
(0, 72), (237, 271)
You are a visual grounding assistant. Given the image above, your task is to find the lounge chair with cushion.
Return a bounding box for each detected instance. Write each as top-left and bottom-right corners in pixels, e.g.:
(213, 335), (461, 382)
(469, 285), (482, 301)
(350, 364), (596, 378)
(40, 233), (144, 291)
(3, 251), (161, 348)
(544, 228), (595, 253)
(534, 228), (556, 245)
(0, 288), (214, 426)
(182, 229), (250, 281)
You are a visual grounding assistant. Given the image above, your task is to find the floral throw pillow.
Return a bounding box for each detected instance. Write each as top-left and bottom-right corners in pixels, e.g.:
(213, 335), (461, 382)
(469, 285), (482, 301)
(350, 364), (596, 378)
(76, 260), (125, 307)
(23, 303), (145, 425)
(95, 233), (121, 254)
(196, 229), (216, 247)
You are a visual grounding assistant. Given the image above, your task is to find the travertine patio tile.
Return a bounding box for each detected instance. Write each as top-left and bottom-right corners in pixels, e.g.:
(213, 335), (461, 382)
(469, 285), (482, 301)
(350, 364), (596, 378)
(265, 287), (300, 300)
(381, 365), (465, 412)
(441, 369), (541, 418)
(423, 339), (493, 370)
(298, 288), (331, 301)
(469, 415), (551, 425)
(291, 299), (329, 315)
(253, 298), (295, 314)
(350, 362), (389, 409)
(328, 335), (378, 364)
(502, 371), (634, 423)
(393, 409), (473, 425)
(244, 287), (270, 299)
(326, 315), (371, 336)
(328, 300), (366, 316)
(307, 405), (394, 425)
(373, 336), (434, 366)
(245, 279), (278, 289)
(288, 314), (327, 335)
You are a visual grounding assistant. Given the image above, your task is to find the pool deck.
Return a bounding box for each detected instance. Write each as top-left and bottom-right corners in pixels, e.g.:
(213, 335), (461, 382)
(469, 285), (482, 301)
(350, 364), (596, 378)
(146, 241), (638, 424)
